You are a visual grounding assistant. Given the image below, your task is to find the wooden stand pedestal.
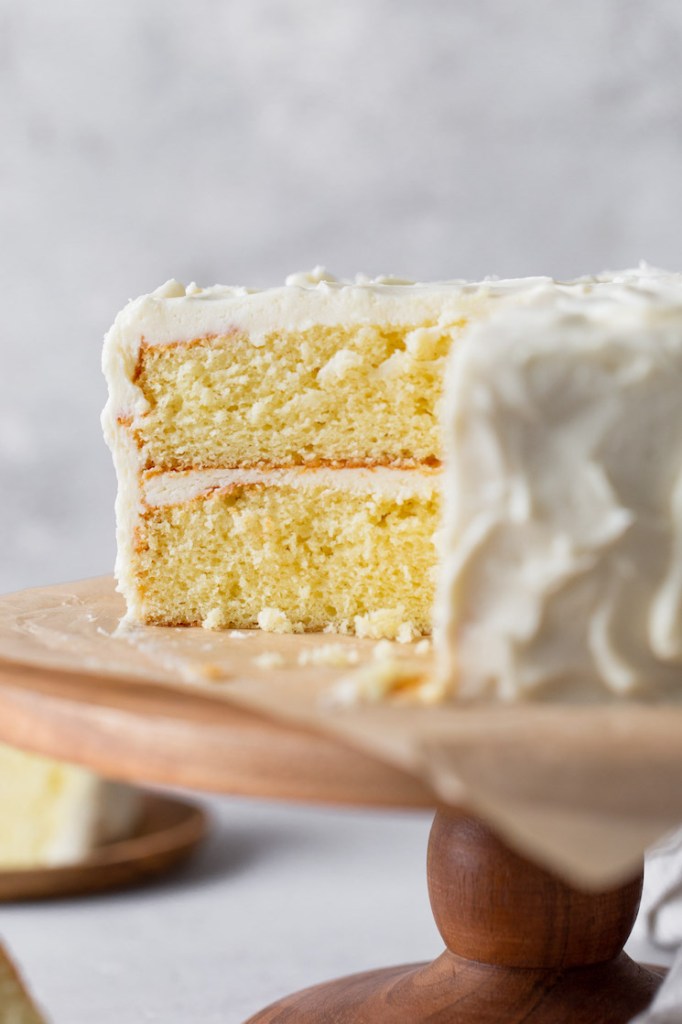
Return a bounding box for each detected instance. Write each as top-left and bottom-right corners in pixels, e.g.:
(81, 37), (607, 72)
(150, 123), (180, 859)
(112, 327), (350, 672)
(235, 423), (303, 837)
(247, 808), (665, 1023)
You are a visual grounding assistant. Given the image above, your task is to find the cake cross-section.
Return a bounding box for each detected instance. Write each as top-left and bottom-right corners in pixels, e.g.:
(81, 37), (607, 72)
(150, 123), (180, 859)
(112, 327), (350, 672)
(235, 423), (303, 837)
(103, 270), (548, 638)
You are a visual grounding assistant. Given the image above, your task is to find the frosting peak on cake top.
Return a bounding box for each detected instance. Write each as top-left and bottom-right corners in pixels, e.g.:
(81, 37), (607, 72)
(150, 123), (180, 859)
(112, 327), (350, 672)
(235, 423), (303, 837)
(122, 264), (682, 344)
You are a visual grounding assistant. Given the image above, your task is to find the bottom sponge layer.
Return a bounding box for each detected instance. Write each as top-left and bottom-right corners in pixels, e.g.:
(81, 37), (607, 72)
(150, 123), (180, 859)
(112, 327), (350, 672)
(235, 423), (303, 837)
(133, 480), (440, 638)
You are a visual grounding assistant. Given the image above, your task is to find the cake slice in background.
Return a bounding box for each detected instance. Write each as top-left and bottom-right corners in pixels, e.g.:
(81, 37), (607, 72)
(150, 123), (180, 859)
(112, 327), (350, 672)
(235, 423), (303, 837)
(102, 268), (551, 639)
(438, 274), (682, 700)
(0, 942), (48, 1023)
(0, 743), (141, 868)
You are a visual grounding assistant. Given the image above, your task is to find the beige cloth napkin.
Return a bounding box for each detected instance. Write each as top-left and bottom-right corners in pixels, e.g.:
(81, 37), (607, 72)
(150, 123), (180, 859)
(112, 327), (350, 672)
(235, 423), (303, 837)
(629, 833), (682, 1022)
(631, 945), (682, 1023)
(644, 831), (682, 951)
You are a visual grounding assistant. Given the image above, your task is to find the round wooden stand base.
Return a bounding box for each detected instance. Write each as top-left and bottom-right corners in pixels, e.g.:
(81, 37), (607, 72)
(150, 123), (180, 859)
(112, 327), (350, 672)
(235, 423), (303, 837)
(246, 809), (666, 1024)
(247, 953), (663, 1024)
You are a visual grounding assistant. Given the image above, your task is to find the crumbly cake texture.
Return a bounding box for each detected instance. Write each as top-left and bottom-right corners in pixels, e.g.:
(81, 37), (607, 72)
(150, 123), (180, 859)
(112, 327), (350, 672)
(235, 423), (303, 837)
(0, 944), (47, 1024)
(437, 272), (682, 700)
(103, 268), (555, 637)
(138, 473), (439, 633)
(0, 743), (141, 868)
(134, 322), (450, 469)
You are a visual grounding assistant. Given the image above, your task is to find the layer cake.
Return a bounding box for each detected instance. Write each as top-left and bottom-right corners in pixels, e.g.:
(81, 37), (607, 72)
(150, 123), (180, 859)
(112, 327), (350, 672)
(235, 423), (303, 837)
(103, 269), (552, 638)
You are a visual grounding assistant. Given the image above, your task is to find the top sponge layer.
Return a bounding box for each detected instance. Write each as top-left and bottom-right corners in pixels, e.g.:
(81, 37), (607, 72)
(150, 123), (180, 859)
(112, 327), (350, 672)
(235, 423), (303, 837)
(102, 270), (555, 470)
(132, 322), (456, 469)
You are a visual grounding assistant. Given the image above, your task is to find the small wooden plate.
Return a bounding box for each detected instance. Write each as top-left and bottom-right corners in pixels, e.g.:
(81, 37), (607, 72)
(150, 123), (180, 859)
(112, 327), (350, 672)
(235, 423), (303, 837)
(0, 791), (208, 901)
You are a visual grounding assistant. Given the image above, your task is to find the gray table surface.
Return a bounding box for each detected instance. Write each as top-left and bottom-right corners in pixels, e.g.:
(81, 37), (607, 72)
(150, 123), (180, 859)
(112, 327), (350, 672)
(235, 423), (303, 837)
(0, 794), (676, 1024)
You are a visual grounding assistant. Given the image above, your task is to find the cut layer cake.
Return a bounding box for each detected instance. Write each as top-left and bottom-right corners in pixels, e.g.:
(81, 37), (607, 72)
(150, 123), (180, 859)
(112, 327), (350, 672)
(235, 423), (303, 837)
(103, 268), (551, 639)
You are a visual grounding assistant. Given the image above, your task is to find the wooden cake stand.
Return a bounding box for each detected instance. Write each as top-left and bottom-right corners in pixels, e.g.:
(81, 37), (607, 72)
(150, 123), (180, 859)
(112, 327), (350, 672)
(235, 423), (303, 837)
(0, 645), (667, 1023)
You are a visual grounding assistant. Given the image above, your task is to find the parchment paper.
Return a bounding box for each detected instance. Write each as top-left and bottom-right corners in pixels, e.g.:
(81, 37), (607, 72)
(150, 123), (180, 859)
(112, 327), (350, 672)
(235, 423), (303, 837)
(1, 576), (682, 890)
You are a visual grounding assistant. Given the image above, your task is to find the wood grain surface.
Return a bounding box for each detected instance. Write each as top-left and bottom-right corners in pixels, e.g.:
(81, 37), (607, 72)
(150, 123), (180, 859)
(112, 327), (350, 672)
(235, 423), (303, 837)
(246, 808), (665, 1024)
(0, 654), (434, 809)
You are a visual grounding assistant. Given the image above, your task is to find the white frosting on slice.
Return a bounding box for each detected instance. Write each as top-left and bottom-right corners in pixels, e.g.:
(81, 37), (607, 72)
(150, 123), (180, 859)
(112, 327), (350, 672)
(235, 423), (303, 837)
(104, 270), (555, 356)
(102, 265), (677, 425)
(143, 465), (440, 507)
(437, 275), (682, 701)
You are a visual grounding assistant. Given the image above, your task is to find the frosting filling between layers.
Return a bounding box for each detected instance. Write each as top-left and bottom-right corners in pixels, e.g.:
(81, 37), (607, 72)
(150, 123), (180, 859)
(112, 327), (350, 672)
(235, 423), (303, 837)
(142, 465), (441, 507)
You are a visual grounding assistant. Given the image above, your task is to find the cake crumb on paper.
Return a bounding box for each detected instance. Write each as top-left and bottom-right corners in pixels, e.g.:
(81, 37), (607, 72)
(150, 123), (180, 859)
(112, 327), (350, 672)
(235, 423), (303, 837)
(253, 650), (286, 669)
(396, 621), (420, 644)
(354, 608), (415, 641)
(298, 644), (360, 668)
(328, 659), (448, 707)
(257, 607), (300, 634)
(202, 608), (224, 630)
(372, 639), (395, 661)
(193, 661), (230, 682)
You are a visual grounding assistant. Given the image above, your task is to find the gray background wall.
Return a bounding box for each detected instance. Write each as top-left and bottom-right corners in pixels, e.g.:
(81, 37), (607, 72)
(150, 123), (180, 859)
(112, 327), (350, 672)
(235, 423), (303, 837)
(2, 0), (682, 592)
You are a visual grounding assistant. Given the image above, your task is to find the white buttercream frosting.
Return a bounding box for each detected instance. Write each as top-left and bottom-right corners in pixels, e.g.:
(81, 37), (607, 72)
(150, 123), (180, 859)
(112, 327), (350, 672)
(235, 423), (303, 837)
(437, 272), (682, 701)
(101, 268), (558, 403)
